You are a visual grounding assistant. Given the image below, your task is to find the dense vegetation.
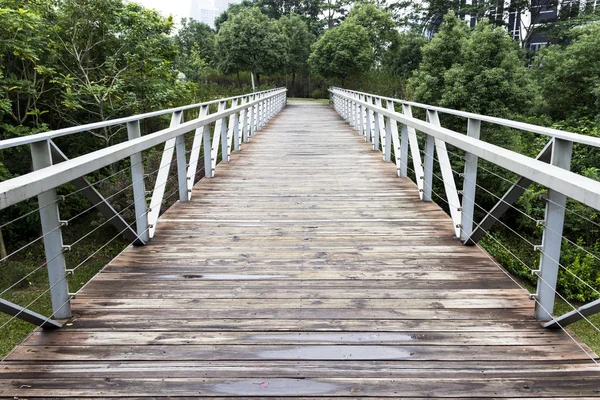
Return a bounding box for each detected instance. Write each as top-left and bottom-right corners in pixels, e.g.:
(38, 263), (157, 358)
(1, 0), (599, 354)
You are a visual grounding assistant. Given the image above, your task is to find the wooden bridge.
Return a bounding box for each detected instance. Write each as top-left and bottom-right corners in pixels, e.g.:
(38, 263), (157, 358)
(0, 90), (599, 398)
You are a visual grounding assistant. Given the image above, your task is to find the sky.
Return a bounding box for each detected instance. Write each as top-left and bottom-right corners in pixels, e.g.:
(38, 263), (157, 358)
(131, 0), (191, 23)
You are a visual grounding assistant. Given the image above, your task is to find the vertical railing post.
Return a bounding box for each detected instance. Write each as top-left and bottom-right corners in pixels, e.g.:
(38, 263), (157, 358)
(175, 131), (187, 203)
(127, 121), (150, 241)
(365, 96), (372, 143)
(398, 106), (410, 178)
(186, 105), (209, 200)
(385, 100), (402, 177)
(220, 102), (229, 163)
(422, 134), (434, 201)
(242, 96), (250, 143)
(352, 93), (359, 131)
(225, 98), (238, 160)
(30, 140), (71, 319)
(250, 95), (257, 137)
(234, 98), (243, 150)
(460, 118), (481, 242)
(202, 118), (213, 179)
(535, 138), (573, 320)
(358, 94), (365, 136)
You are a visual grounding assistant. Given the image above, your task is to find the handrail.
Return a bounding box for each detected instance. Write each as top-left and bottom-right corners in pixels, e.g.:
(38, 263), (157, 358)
(0, 88), (287, 209)
(0, 87), (288, 325)
(329, 87), (600, 327)
(330, 88), (600, 211)
(0, 88), (284, 150)
(330, 87), (600, 148)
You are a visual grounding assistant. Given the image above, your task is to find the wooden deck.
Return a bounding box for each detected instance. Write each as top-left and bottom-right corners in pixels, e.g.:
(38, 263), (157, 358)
(1, 101), (599, 398)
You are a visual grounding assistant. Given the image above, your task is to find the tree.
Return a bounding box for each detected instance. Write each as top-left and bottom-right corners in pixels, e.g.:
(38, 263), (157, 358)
(535, 22), (600, 121)
(383, 31), (427, 84)
(279, 14), (314, 89)
(174, 18), (215, 81)
(214, 0), (255, 31)
(320, 0), (351, 29)
(215, 7), (287, 85)
(345, 2), (398, 66)
(308, 21), (373, 81)
(49, 0), (192, 146)
(440, 19), (534, 117)
(408, 11), (469, 105)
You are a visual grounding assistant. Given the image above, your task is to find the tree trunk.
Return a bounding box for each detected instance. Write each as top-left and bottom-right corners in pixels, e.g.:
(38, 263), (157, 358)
(237, 71), (241, 87)
(292, 71), (296, 97)
(256, 73), (261, 86)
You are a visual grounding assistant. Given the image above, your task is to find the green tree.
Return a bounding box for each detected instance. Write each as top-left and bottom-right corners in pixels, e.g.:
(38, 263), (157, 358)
(174, 18), (215, 81)
(50, 0), (188, 146)
(321, 0), (351, 29)
(535, 22), (600, 121)
(408, 11), (469, 105)
(345, 2), (398, 66)
(440, 19), (533, 116)
(308, 21), (373, 82)
(215, 7), (287, 85)
(279, 14), (314, 89)
(383, 31), (427, 87)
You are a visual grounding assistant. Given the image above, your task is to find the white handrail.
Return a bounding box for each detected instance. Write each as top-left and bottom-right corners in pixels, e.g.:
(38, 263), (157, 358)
(330, 87), (600, 148)
(0, 89), (287, 210)
(0, 88), (285, 150)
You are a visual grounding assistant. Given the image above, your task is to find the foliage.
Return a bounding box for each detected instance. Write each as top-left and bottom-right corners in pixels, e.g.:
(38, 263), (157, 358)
(408, 11), (469, 106)
(383, 31), (427, 87)
(278, 14), (314, 85)
(174, 18), (215, 81)
(215, 7), (287, 83)
(345, 2), (398, 65)
(308, 21), (373, 81)
(535, 22), (600, 122)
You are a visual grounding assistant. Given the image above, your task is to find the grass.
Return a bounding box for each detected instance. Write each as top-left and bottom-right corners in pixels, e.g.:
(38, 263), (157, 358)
(287, 97), (330, 104)
(0, 222), (127, 358)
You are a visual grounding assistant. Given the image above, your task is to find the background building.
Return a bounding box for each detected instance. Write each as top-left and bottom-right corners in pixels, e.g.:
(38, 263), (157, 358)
(190, 0), (243, 28)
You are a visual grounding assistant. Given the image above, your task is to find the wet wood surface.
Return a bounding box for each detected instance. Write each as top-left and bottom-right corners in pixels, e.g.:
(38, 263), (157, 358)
(1, 102), (599, 398)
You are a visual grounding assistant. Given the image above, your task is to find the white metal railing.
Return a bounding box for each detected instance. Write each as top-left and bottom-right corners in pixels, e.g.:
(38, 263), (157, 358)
(329, 87), (600, 336)
(0, 87), (287, 326)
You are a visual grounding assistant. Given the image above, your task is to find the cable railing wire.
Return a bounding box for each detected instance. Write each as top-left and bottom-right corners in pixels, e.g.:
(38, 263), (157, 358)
(414, 162), (600, 335)
(417, 146), (600, 298)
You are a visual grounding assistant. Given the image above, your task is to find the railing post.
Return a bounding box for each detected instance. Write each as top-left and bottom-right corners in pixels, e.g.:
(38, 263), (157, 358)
(249, 95), (256, 137)
(175, 132), (187, 202)
(383, 112), (393, 163)
(352, 93), (359, 131)
(30, 140), (71, 319)
(186, 105), (209, 199)
(220, 102), (229, 163)
(358, 94), (365, 136)
(148, 110), (183, 238)
(364, 96), (372, 143)
(234, 98), (242, 151)
(203, 118), (213, 178)
(535, 138), (573, 320)
(374, 98), (386, 155)
(461, 118), (481, 241)
(127, 121), (150, 241)
(398, 106), (410, 178)
(385, 100), (402, 177)
(242, 96), (250, 143)
(422, 133), (435, 201)
(427, 109), (462, 237)
(225, 98), (238, 160)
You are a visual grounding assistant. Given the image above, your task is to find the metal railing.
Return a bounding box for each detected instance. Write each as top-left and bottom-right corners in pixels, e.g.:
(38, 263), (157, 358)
(329, 87), (600, 351)
(0, 87), (287, 328)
